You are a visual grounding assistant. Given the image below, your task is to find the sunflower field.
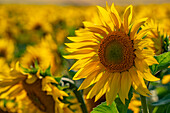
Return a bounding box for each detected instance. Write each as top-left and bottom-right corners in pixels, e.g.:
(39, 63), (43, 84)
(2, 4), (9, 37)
(0, 2), (170, 113)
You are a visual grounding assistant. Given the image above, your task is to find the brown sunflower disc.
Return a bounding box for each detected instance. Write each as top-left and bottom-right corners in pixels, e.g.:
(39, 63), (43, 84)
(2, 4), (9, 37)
(98, 31), (135, 73)
(22, 79), (55, 113)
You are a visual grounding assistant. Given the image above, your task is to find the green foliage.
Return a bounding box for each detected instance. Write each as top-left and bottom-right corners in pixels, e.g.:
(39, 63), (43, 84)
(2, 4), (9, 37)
(115, 88), (133, 113)
(150, 52), (170, 75)
(91, 88), (133, 113)
(91, 101), (119, 113)
(152, 104), (170, 113)
(152, 93), (170, 106)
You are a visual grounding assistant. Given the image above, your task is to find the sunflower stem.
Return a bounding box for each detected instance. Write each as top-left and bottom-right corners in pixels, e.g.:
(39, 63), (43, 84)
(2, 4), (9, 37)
(73, 87), (88, 113)
(140, 95), (149, 113)
(61, 77), (88, 113)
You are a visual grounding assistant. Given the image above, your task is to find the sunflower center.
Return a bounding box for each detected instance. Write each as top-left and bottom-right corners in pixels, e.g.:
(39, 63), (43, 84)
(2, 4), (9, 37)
(105, 41), (124, 64)
(98, 31), (135, 72)
(22, 79), (55, 113)
(0, 49), (7, 58)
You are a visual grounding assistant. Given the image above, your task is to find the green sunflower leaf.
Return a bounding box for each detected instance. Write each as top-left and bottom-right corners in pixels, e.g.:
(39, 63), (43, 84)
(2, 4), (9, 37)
(150, 52), (170, 75)
(91, 101), (119, 113)
(152, 104), (170, 113)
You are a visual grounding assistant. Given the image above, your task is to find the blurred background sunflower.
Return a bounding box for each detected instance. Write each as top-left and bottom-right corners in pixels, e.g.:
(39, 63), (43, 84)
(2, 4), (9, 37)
(0, 0), (169, 113)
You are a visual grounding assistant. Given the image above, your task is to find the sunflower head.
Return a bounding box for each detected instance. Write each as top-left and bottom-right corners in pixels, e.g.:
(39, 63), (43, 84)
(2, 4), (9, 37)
(20, 45), (57, 74)
(64, 3), (160, 105)
(0, 38), (14, 61)
(143, 19), (169, 55)
(0, 60), (73, 113)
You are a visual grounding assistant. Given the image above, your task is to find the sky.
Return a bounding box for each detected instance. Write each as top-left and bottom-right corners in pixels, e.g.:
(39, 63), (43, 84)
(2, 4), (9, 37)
(0, 0), (170, 6)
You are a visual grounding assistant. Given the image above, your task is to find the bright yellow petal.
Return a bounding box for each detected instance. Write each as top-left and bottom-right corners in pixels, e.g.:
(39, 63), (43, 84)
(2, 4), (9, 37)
(65, 42), (98, 49)
(120, 71), (132, 101)
(63, 52), (96, 59)
(66, 48), (96, 54)
(86, 71), (110, 99)
(106, 72), (121, 105)
(132, 82), (149, 97)
(134, 58), (149, 73)
(75, 28), (93, 36)
(96, 6), (114, 31)
(78, 68), (102, 90)
(142, 69), (160, 81)
(123, 5), (133, 34)
(110, 3), (121, 29)
(144, 57), (158, 66)
(95, 77), (110, 102)
(129, 66), (150, 95)
(135, 48), (155, 59)
(69, 58), (91, 71)
(0, 84), (21, 98)
(67, 36), (97, 42)
(134, 39), (154, 50)
(130, 18), (148, 40)
(73, 61), (100, 80)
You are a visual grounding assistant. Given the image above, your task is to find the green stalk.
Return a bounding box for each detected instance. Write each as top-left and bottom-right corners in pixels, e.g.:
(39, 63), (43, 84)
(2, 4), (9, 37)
(140, 95), (149, 113)
(61, 78), (88, 113)
(73, 87), (88, 113)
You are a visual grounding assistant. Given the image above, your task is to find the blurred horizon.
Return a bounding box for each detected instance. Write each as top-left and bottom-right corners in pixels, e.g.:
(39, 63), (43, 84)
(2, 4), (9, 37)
(0, 0), (170, 6)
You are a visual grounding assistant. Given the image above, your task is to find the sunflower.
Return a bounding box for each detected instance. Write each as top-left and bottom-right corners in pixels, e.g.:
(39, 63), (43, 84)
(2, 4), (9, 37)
(20, 44), (57, 74)
(0, 38), (14, 61)
(64, 3), (160, 105)
(142, 20), (169, 55)
(0, 60), (72, 113)
(24, 10), (52, 33)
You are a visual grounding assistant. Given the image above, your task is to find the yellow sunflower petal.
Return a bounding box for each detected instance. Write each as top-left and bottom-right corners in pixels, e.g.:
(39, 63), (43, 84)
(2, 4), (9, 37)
(69, 58), (91, 71)
(110, 3), (121, 28)
(63, 52), (96, 59)
(65, 42), (98, 49)
(86, 71), (110, 99)
(0, 84), (21, 98)
(142, 69), (160, 81)
(123, 5), (133, 34)
(135, 48), (155, 59)
(144, 57), (158, 66)
(132, 82), (149, 97)
(120, 71), (132, 100)
(67, 36), (97, 42)
(134, 58), (149, 73)
(78, 69), (102, 90)
(106, 72), (121, 105)
(130, 18), (148, 40)
(75, 28), (93, 36)
(134, 39), (154, 50)
(95, 78), (110, 102)
(129, 66), (150, 95)
(96, 6), (114, 31)
(73, 61), (100, 80)
(66, 48), (96, 54)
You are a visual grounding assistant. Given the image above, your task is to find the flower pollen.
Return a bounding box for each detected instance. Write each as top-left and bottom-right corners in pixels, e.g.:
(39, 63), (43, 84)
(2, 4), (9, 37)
(98, 31), (135, 72)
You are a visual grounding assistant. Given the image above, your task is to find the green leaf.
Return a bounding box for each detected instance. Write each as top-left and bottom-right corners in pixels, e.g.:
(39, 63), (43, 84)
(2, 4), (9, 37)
(115, 87), (133, 113)
(91, 101), (119, 113)
(150, 52), (170, 75)
(152, 104), (170, 113)
(152, 93), (170, 106)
